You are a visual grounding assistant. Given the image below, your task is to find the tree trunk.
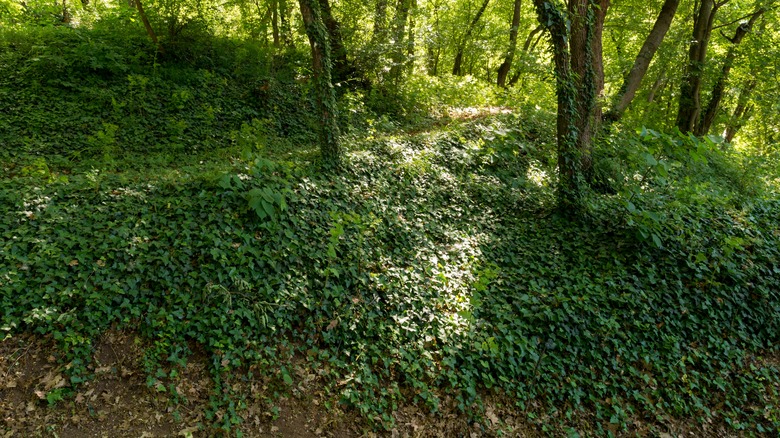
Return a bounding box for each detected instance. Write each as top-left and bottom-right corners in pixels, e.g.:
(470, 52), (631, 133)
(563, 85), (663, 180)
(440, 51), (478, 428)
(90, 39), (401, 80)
(134, 0), (164, 53)
(406, 0), (417, 73)
(532, 0), (579, 209)
(315, 0), (352, 84)
(568, 0), (608, 174)
(298, 0), (341, 167)
(280, 0), (295, 47)
(606, 0), (680, 122)
(676, 0), (722, 133)
(272, 0), (280, 47)
(496, 0), (522, 87)
(695, 7), (763, 135)
(724, 80), (756, 142)
(452, 0), (491, 76)
(372, 0), (389, 45)
(388, 0), (411, 82)
(507, 24), (544, 86)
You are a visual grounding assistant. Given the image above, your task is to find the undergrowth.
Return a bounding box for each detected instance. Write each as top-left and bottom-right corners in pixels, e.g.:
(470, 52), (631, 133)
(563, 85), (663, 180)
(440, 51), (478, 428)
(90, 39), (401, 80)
(2, 23), (780, 437)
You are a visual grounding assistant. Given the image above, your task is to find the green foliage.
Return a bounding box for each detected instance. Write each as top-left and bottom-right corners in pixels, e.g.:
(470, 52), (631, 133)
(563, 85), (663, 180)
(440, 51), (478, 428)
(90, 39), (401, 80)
(3, 109), (780, 434)
(2, 8), (780, 435)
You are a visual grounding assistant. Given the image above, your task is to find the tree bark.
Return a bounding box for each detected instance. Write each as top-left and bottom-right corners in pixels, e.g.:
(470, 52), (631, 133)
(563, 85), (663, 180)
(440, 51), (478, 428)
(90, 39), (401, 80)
(606, 0), (680, 122)
(568, 0), (608, 174)
(315, 0), (352, 84)
(298, 0), (341, 167)
(272, 0), (280, 47)
(496, 0), (522, 87)
(695, 7), (763, 135)
(452, 0), (491, 76)
(507, 24), (544, 86)
(388, 0), (411, 82)
(676, 0), (724, 133)
(724, 80), (756, 142)
(134, 0), (164, 53)
(279, 0), (295, 47)
(532, 0), (579, 209)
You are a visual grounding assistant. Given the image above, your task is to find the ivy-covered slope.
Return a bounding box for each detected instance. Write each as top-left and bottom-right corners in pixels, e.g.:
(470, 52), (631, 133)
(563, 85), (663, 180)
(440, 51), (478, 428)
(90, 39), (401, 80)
(2, 114), (779, 434)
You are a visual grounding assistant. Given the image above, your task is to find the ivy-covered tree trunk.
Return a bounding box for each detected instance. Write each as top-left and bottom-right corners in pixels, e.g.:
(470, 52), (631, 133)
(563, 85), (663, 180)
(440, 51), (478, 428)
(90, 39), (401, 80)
(606, 0), (679, 122)
(695, 7), (763, 135)
(298, 0), (341, 167)
(496, 0), (522, 87)
(315, 0), (353, 84)
(568, 0), (608, 174)
(452, 0), (491, 76)
(388, 0), (411, 83)
(676, 0), (721, 133)
(532, 0), (579, 209)
(532, 0), (606, 211)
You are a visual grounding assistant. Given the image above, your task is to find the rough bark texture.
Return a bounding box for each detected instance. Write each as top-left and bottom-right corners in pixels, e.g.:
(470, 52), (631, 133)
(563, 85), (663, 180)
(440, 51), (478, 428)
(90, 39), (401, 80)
(496, 0), (522, 87)
(452, 0), (491, 76)
(568, 0), (608, 174)
(676, 0), (720, 133)
(695, 8), (763, 135)
(298, 0), (341, 167)
(606, 0), (680, 122)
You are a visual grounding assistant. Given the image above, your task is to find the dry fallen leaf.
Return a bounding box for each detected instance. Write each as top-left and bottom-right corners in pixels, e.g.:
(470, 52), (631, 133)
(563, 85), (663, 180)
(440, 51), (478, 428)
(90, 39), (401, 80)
(326, 320), (338, 331)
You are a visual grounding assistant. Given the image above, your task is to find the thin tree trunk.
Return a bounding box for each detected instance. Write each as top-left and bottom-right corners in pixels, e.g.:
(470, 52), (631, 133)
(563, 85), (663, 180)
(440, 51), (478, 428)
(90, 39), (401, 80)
(272, 0), (280, 46)
(606, 0), (680, 122)
(279, 0), (294, 47)
(695, 7), (763, 135)
(724, 80), (756, 142)
(372, 0), (389, 44)
(676, 0), (724, 133)
(497, 0), (522, 87)
(646, 72), (666, 103)
(135, 0), (164, 53)
(406, 0), (417, 73)
(298, 0), (341, 167)
(452, 0), (491, 76)
(507, 24), (544, 86)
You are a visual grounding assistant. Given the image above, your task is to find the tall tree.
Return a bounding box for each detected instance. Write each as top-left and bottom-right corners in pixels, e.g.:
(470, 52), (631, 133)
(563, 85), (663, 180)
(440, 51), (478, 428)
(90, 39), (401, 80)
(531, 0), (607, 209)
(298, 0), (341, 167)
(723, 79), (756, 142)
(695, 6), (764, 135)
(605, 0), (680, 122)
(452, 0), (491, 76)
(496, 0), (522, 87)
(133, 0), (165, 54)
(388, 0), (412, 82)
(675, 0), (726, 132)
(315, 0), (353, 84)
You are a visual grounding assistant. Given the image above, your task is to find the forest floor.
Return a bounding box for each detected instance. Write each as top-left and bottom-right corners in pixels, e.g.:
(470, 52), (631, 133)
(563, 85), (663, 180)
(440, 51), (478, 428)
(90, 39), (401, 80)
(2, 331), (738, 437)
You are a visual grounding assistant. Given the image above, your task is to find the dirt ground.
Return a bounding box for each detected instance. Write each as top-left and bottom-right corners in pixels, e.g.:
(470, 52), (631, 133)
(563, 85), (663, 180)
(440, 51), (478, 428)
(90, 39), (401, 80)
(0, 331), (737, 437)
